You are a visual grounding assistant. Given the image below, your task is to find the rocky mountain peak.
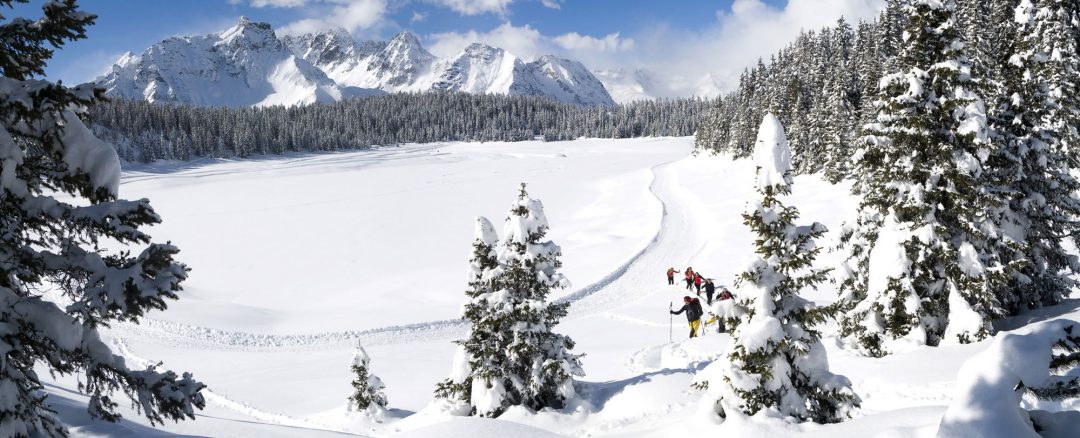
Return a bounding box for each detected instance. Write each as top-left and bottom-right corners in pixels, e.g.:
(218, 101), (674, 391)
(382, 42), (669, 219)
(461, 43), (504, 60)
(217, 16), (281, 52)
(383, 31), (433, 62)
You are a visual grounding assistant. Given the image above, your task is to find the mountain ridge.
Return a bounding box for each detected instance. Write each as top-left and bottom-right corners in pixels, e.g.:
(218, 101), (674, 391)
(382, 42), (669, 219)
(99, 17), (616, 107)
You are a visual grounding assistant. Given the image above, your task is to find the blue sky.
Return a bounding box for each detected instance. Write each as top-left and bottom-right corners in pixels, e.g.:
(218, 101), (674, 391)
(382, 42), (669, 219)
(13, 0), (885, 94)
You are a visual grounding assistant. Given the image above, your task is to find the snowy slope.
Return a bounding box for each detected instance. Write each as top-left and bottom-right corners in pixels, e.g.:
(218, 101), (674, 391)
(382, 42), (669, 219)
(97, 17), (377, 107)
(45, 137), (1080, 437)
(431, 43), (518, 94)
(512, 55), (615, 106)
(289, 31), (436, 92)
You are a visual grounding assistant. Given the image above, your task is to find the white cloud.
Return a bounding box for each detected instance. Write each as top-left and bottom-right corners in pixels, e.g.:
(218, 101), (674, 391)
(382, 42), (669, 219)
(427, 23), (635, 61)
(430, 0), (514, 16)
(427, 22), (544, 59)
(246, 0), (308, 7)
(552, 32), (633, 52)
(424, 1), (884, 97)
(658, 0), (884, 94)
(539, 0), (561, 10)
(232, 0), (884, 98)
(411, 11), (428, 23)
(277, 0), (388, 35)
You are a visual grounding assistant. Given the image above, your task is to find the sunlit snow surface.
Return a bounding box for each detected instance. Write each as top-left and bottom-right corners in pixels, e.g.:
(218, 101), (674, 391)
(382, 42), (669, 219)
(43, 137), (1080, 437)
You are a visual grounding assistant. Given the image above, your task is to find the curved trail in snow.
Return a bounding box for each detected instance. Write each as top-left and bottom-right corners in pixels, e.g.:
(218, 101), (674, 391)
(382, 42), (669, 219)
(564, 162), (701, 318)
(109, 154), (702, 352)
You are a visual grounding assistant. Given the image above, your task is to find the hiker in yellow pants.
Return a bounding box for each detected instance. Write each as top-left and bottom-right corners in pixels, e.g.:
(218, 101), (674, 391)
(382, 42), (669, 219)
(670, 296), (704, 339)
(703, 314), (726, 333)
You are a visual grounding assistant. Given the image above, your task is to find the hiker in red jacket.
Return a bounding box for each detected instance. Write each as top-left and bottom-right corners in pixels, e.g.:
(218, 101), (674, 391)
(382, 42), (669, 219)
(684, 267), (695, 290)
(694, 272), (704, 294)
(666, 267), (678, 285)
(719, 287), (734, 301)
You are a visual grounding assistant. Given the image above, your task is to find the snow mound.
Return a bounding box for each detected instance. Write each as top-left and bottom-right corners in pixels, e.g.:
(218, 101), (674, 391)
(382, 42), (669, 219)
(625, 335), (729, 373)
(390, 416), (568, 438)
(936, 319), (1080, 438)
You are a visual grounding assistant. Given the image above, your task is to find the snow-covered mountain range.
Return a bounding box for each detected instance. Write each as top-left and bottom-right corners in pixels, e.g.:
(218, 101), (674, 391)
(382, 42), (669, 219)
(99, 17), (617, 107)
(97, 17), (380, 107)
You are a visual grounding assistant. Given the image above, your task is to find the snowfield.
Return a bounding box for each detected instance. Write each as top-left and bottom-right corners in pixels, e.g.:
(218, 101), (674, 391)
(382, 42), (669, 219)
(45, 137), (1080, 437)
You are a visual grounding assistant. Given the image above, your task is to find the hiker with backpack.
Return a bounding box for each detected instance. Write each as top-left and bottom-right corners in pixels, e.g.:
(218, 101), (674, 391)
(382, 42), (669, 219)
(719, 287), (734, 301)
(703, 278), (716, 305)
(670, 296), (704, 338)
(684, 267), (695, 290)
(666, 267), (678, 285)
(694, 272), (704, 294)
(705, 287), (741, 334)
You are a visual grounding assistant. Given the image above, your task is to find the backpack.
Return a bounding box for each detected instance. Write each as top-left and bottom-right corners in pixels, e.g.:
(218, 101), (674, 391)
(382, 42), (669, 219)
(689, 299), (703, 320)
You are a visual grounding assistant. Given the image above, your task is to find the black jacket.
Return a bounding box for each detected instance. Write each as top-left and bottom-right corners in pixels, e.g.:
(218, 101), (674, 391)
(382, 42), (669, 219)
(672, 299), (703, 322)
(704, 282), (715, 295)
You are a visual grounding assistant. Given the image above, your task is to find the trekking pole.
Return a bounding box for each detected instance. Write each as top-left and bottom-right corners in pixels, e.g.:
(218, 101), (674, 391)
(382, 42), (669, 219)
(668, 301), (673, 343)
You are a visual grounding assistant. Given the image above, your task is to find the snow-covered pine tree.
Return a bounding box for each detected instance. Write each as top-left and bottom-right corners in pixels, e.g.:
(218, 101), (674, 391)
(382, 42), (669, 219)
(710, 114), (858, 423)
(836, 0), (1011, 357)
(988, 0), (1080, 315)
(434, 217), (498, 404)
(957, 0), (994, 80)
(436, 188), (583, 417)
(0, 1), (204, 435)
(820, 72), (857, 183)
(347, 344), (388, 412)
(1033, 0), (1080, 157)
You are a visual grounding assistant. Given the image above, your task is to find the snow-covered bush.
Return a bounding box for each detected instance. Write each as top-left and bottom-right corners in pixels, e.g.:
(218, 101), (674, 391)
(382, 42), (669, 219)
(348, 345), (388, 413)
(0, 1), (204, 435)
(701, 114), (858, 424)
(436, 185), (584, 417)
(835, 0), (1013, 357)
(936, 319), (1080, 438)
(707, 295), (747, 333)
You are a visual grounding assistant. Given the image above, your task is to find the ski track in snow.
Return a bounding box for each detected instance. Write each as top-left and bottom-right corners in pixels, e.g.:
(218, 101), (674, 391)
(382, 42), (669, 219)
(108, 156), (699, 352)
(120, 143), (449, 185)
(114, 340), (346, 433)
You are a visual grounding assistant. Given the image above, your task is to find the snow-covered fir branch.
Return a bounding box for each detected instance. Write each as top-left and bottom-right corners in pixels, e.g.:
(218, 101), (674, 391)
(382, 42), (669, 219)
(0, 1), (205, 435)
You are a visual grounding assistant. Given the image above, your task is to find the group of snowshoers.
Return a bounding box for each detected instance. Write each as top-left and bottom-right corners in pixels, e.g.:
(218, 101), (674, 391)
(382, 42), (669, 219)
(666, 266), (735, 339)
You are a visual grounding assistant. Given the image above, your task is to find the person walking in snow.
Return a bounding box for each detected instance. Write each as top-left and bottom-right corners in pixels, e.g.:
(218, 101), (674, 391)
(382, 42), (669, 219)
(703, 278), (716, 305)
(719, 287), (734, 301)
(684, 267), (695, 290)
(670, 296), (704, 339)
(666, 267), (678, 285)
(694, 272), (704, 294)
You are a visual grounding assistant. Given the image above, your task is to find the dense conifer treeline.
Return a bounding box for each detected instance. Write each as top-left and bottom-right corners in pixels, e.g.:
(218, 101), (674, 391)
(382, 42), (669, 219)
(87, 92), (711, 162)
(694, 0), (1044, 181)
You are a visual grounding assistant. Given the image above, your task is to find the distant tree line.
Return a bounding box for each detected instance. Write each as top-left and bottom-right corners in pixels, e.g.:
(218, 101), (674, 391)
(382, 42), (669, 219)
(86, 92), (712, 162)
